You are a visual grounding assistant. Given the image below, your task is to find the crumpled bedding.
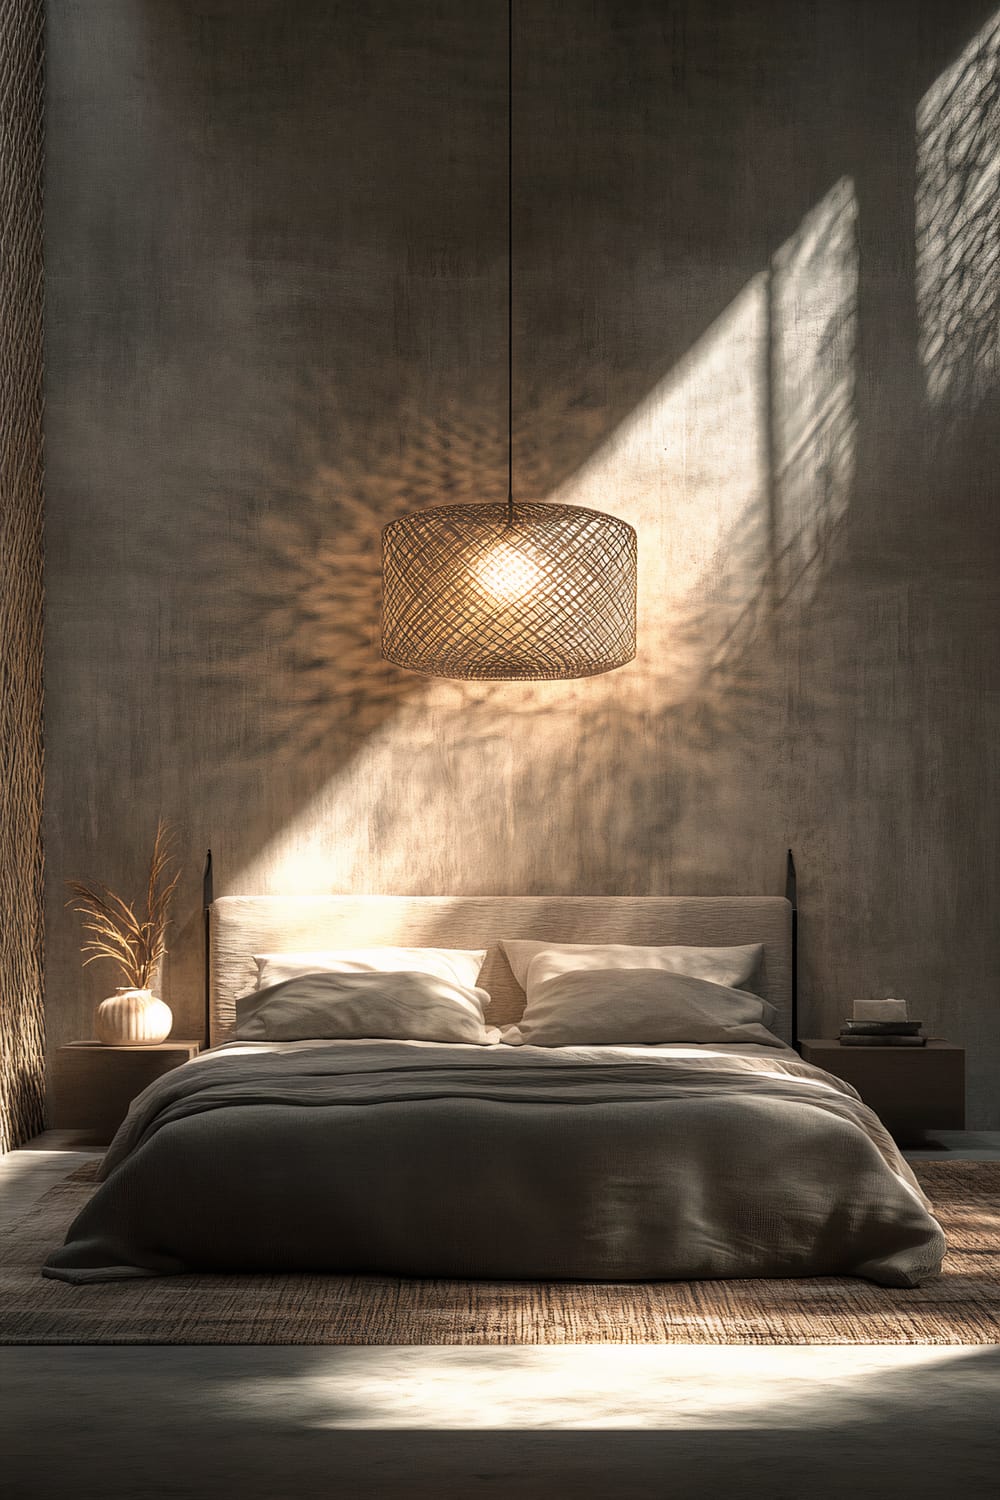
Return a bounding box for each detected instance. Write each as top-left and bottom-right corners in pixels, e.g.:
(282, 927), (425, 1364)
(43, 1038), (945, 1286)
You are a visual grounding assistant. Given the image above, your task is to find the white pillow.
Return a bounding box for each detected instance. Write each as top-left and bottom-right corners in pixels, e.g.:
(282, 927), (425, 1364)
(237, 970), (498, 1044)
(500, 940), (764, 999)
(502, 968), (781, 1048)
(254, 946), (487, 992)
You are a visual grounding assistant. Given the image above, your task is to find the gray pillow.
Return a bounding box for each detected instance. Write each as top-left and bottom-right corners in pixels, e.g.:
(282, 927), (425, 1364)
(236, 970), (497, 1044)
(502, 967), (783, 1048)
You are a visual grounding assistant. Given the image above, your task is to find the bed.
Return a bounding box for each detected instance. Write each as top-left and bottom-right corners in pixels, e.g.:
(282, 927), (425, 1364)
(43, 893), (945, 1286)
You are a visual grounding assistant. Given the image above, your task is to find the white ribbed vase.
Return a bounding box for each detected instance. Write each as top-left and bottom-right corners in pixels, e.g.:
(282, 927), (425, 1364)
(95, 988), (173, 1045)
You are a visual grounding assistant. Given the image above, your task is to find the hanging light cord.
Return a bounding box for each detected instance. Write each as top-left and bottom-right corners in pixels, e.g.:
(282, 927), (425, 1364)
(506, 0), (514, 526)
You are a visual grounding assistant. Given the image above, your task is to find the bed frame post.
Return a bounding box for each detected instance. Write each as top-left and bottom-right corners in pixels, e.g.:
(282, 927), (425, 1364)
(785, 848), (798, 1049)
(203, 850), (214, 1047)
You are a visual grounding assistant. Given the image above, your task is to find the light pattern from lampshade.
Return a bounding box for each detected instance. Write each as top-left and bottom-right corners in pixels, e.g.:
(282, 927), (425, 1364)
(381, 501), (637, 680)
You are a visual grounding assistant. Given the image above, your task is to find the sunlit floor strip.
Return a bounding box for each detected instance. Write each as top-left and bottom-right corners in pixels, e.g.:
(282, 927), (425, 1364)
(208, 1343), (998, 1429)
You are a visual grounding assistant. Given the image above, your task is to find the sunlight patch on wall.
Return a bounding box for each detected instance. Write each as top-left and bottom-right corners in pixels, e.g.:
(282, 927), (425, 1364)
(917, 12), (1000, 404)
(547, 274), (768, 712)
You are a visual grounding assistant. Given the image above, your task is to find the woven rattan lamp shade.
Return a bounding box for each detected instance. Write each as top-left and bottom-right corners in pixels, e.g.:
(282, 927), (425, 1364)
(381, 501), (637, 680)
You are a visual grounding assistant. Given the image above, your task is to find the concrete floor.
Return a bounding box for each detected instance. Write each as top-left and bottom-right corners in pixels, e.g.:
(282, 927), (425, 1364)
(3, 1133), (999, 1499)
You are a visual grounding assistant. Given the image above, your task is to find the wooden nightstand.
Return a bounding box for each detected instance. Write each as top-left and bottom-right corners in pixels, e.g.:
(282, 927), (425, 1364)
(52, 1040), (201, 1145)
(799, 1038), (965, 1144)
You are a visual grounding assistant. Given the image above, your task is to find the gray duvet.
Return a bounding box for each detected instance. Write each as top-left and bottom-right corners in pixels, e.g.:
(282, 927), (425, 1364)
(43, 1039), (945, 1286)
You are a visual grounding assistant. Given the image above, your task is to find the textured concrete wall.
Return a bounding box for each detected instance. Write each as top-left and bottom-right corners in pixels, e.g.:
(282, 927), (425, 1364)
(45, 1), (1000, 1124)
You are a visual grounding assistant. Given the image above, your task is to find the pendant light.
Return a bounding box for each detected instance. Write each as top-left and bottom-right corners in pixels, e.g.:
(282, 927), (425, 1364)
(381, 1), (637, 681)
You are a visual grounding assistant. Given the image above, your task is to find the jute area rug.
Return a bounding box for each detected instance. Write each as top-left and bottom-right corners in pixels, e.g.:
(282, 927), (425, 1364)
(1, 1162), (997, 1345)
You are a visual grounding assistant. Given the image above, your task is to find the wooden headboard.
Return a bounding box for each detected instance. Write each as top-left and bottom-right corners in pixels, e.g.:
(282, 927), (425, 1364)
(208, 894), (794, 1047)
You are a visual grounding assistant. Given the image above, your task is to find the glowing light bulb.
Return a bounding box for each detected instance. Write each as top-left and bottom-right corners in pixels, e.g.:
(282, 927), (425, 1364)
(473, 540), (544, 603)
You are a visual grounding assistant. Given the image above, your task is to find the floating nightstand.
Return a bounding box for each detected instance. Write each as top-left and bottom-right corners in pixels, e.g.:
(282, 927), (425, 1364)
(799, 1037), (965, 1145)
(52, 1040), (201, 1146)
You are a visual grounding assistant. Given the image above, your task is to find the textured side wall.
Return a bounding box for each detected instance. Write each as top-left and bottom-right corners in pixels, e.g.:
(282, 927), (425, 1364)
(44, 1), (1000, 1125)
(0, 0), (45, 1152)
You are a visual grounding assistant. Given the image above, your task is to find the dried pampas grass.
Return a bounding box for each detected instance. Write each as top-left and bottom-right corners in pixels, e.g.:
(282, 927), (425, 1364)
(66, 820), (181, 991)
